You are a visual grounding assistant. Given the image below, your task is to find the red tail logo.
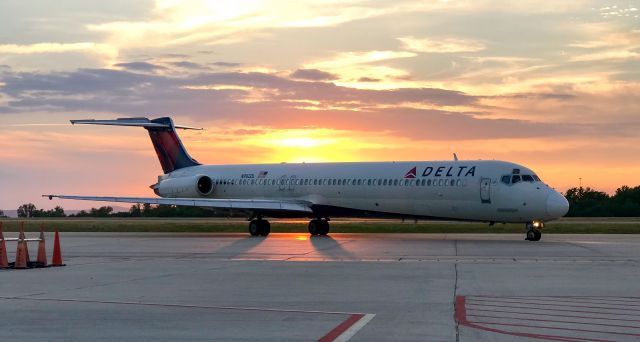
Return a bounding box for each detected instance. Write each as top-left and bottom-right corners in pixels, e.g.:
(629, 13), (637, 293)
(404, 167), (417, 179)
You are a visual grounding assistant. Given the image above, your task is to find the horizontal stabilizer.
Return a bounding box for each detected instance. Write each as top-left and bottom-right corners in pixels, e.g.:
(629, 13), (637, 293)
(71, 117), (202, 130)
(43, 195), (313, 213)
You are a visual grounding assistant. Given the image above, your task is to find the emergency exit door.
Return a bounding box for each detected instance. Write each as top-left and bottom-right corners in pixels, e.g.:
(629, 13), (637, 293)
(480, 178), (491, 203)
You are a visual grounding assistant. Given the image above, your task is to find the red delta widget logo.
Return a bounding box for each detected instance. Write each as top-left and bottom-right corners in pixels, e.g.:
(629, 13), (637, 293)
(404, 167), (417, 179)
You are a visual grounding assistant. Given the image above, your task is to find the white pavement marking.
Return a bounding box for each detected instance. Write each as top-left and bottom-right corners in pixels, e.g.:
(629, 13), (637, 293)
(0, 296), (367, 316)
(333, 313), (376, 342)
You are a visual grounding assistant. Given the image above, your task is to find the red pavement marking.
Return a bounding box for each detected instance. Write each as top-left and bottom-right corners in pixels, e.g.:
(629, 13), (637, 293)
(467, 313), (640, 330)
(467, 298), (640, 311)
(468, 308), (640, 323)
(478, 297), (640, 308)
(455, 296), (615, 342)
(470, 321), (640, 338)
(465, 302), (640, 317)
(318, 314), (365, 342)
(480, 296), (640, 304)
(568, 296), (640, 303)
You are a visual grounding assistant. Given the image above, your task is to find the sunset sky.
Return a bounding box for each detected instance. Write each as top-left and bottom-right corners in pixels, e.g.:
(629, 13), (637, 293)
(1, 0), (639, 211)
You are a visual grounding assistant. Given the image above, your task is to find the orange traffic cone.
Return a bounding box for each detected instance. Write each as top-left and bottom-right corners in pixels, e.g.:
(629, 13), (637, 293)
(0, 224), (8, 268)
(36, 227), (47, 267)
(51, 229), (64, 267)
(14, 228), (28, 269)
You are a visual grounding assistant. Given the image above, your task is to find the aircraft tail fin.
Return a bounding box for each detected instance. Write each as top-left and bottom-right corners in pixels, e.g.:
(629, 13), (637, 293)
(71, 117), (202, 174)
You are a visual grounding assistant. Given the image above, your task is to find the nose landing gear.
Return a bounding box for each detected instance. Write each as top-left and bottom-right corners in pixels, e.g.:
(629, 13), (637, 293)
(525, 222), (543, 241)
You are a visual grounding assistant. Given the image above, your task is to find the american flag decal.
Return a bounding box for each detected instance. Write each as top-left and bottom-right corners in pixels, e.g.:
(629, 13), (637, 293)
(257, 171), (268, 178)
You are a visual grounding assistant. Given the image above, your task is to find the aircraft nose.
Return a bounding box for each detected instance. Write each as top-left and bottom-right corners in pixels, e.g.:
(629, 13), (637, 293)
(546, 191), (569, 218)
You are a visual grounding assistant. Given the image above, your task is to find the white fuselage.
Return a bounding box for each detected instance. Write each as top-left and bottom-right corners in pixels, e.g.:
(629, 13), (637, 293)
(156, 160), (568, 223)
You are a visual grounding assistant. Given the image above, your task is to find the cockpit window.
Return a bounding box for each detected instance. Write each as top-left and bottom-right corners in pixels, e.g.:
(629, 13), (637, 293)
(533, 174), (541, 181)
(522, 175), (534, 182)
(501, 175), (510, 184)
(512, 175), (521, 184)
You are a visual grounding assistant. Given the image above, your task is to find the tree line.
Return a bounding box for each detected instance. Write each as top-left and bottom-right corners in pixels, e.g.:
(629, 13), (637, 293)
(11, 185), (640, 218)
(565, 185), (640, 217)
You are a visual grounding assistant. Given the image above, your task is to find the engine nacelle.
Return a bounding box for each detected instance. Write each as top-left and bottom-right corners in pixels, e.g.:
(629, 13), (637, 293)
(154, 175), (214, 198)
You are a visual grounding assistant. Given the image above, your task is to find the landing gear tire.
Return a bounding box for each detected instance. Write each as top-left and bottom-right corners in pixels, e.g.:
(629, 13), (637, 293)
(249, 220), (260, 236)
(318, 220), (329, 235)
(259, 220), (271, 236)
(249, 219), (270, 237)
(526, 229), (542, 241)
(308, 219), (330, 236)
(525, 222), (543, 241)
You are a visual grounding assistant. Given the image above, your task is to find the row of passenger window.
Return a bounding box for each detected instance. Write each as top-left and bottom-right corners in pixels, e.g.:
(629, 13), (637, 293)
(214, 178), (467, 187)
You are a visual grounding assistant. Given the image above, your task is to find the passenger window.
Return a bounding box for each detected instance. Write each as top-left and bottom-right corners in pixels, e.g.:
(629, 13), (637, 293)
(512, 175), (521, 184)
(501, 175), (510, 184)
(393, 179), (398, 186)
(450, 179), (455, 186)
(456, 179), (462, 186)
(367, 179), (371, 186)
(383, 179), (388, 186)
(522, 175), (534, 182)
(427, 180), (432, 186)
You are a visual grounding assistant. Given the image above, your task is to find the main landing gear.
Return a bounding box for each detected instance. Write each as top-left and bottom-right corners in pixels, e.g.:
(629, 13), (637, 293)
(525, 221), (543, 241)
(308, 219), (330, 236)
(248, 217), (331, 237)
(249, 218), (271, 236)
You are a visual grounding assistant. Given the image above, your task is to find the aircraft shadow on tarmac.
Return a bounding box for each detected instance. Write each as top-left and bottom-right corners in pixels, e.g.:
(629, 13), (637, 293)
(308, 235), (357, 260)
(209, 235), (267, 258)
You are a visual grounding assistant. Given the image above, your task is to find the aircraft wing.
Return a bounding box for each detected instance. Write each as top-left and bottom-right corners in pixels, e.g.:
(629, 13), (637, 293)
(43, 195), (313, 213)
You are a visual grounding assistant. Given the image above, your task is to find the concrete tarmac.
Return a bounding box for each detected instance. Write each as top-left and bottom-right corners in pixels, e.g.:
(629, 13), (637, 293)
(1, 232), (640, 341)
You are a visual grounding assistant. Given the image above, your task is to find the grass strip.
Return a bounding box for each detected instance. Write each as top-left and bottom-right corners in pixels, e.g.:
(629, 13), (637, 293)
(1, 218), (639, 234)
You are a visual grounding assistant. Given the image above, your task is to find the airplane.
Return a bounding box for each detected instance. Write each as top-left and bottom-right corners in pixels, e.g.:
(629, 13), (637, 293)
(45, 116), (569, 241)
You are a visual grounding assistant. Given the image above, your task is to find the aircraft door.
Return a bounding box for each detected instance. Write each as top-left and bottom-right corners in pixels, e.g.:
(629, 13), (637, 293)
(288, 175), (297, 191)
(480, 178), (491, 203)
